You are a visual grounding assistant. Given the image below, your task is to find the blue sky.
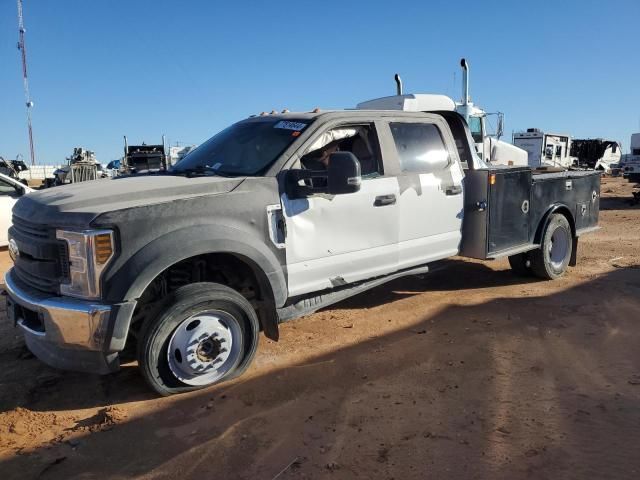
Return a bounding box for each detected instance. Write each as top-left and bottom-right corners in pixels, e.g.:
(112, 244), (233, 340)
(1, 0), (639, 164)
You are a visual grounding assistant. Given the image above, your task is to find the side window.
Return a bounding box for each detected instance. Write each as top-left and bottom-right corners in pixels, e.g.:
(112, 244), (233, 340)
(555, 145), (562, 157)
(389, 122), (450, 173)
(467, 117), (483, 144)
(300, 124), (383, 179)
(545, 145), (554, 159)
(0, 179), (17, 196)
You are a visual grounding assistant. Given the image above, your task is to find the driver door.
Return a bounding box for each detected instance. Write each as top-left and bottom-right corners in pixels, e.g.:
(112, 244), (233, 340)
(281, 122), (399, 297)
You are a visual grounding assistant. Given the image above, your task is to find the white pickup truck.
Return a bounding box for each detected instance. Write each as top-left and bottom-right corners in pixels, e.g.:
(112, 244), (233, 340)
(5, 94), (600, 395)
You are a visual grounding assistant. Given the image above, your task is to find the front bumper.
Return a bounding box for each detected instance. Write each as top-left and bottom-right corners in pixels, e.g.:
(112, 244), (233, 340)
(4, 268), (135, 374)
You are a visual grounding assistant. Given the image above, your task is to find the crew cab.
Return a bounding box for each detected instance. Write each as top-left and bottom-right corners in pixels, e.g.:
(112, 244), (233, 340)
(4, 94), (600, 395)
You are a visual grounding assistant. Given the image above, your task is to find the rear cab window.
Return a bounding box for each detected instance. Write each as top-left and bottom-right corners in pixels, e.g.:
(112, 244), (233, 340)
(389, 122), (451, 174)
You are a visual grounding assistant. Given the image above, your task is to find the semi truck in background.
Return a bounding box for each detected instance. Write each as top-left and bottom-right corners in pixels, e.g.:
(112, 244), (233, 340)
(513, 129), (573, 169)
(122, 136), (169, 174)
(571, 138), (622, 174)
(455, 59), (528, 167)
(358, 59), (529, 167)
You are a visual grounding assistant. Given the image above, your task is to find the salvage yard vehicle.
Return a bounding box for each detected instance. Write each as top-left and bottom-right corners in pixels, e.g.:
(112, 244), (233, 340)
(0, 172), (33, 246)
(622, 133), (640, 183)
(4, 94), (600, 395)
(570, 138), (622, 173)
(513, 128), (574, 169)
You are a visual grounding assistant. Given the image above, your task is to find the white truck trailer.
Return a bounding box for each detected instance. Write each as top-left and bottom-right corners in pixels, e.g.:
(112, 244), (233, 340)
(622, 133), (640, 182)
(513, 128), (573, 169)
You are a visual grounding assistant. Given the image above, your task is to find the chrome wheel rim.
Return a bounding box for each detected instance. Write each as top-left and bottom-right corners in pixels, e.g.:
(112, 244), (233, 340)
(548, 226), (570, 270)
(167, 310), (242, 386)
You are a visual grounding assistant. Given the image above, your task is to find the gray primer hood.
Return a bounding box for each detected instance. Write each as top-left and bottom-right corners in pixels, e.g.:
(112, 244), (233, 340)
(13, 175), (245, 226)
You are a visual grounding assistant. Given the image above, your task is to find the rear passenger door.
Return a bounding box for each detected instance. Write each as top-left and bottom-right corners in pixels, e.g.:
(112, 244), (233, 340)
(384, 117), (465, 269)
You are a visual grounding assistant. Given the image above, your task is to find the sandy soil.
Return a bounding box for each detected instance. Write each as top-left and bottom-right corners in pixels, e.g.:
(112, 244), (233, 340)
(0, 176), (639, 480)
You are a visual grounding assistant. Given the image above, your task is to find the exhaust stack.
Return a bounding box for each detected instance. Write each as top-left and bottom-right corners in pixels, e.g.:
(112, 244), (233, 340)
(460, 58), (470, 105)
(394, 74), (403, 96)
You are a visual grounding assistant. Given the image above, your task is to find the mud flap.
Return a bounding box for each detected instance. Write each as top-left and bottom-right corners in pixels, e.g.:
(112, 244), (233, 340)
(261, 306), (280, 341)
(569, 237), (578, 266)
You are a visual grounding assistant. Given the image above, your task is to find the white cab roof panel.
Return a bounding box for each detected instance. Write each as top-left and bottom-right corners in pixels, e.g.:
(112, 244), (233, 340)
(356, 94), (456, 112)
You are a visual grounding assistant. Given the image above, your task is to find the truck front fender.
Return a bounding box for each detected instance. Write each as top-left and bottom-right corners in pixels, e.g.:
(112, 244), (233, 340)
(106, 224), (287, 306)
(102, 224), (287, 350)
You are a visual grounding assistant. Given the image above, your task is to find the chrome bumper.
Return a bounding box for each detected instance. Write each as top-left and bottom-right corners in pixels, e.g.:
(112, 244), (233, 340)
(4, 268), (112, 351)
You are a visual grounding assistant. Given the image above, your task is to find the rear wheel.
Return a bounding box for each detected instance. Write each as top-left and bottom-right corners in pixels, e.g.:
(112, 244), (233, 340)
(508, 252), (532, 276)
(530, 214), (573, 280)
(137, 282), (259, 396)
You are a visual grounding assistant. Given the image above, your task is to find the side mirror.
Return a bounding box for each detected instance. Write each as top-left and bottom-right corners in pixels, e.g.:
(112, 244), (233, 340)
(14, 185), (25, 197)
(496, 113), (504, 139)
(285, 152), (362, 198)
(327, 152), (361, 195)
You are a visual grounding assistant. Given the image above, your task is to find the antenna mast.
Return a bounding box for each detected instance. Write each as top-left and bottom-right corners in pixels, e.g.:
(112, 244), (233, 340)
(17, 0), (36, 166)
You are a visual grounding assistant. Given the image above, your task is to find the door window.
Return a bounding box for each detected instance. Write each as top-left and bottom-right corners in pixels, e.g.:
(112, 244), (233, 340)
(0, 178), (18, 196)
(300, 124), (382, 179)
(389, 122), (450, 173)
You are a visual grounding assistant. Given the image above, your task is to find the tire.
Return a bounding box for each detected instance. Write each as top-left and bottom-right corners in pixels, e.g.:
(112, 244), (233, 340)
(137, 282), (260, 396)
(530, 214), (573, 280)
(508, 252), (532, 276)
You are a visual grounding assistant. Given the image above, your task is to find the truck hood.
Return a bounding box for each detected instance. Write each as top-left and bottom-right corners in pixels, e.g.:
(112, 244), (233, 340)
(13, 174), (245, 226)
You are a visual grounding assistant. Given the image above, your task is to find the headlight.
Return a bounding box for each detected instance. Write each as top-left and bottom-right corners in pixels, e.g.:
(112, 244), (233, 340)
(56, 229), (115, 299)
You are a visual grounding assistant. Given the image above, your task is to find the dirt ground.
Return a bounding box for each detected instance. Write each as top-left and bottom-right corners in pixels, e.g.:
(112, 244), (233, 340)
(0, 176), (639, 480)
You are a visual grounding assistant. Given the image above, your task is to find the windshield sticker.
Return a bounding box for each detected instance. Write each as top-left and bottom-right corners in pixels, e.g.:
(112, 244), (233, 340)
(212, 162), (222, 170)
(274, 121), (307, 131)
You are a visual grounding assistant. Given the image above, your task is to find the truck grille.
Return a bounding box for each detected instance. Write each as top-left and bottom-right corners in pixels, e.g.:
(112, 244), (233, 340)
(10, 215), (69, 295)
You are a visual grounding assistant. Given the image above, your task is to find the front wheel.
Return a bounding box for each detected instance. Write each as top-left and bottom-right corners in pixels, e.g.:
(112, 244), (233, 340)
(530, 213), (573, 280)
(137, 282), (260, 396)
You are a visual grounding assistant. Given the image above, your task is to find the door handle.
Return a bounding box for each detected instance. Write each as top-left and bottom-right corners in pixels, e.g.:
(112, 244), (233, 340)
(445, 185), (462, 196)
(374, 194), (396, 206)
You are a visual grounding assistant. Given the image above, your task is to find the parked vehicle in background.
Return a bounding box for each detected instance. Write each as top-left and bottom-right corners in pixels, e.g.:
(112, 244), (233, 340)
(105, 159), (121, 178)
(571, 138), (622, 174)
(0, 172), (33, 246)
(46, 147), (101, 187)
(122, 136), (168, 174)
(0, 157), (30, 186)
(4, 93), (600, 395)
(454, 59), (528, 167)
(622, 133), (640, 182)
(169, 144), (198, 166)
(513, 129), (573, 168)
(361, 59), (529, 166)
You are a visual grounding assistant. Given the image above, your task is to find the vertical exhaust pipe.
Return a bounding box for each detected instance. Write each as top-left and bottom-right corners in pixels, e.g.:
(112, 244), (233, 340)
(460, 58), (470, 105)
(394, 73), (403, 96)
(162, 134), (168, 169)
(123, 135), (128, 170)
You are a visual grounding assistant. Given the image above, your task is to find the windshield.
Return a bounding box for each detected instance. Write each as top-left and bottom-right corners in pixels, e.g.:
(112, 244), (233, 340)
(172, 118), (312, 176)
